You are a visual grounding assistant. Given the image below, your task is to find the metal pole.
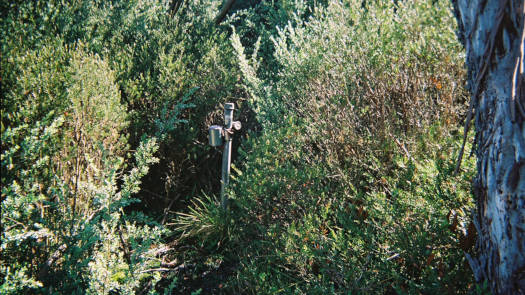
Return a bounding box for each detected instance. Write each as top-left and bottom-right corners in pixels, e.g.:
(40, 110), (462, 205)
(220, 103), (234, 209)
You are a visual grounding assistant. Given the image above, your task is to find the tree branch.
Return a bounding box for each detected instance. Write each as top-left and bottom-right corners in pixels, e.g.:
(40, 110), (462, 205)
(214, 0), (236, 25)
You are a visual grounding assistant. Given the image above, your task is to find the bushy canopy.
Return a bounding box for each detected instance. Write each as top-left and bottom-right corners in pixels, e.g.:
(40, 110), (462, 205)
(1, 0), (477, 294)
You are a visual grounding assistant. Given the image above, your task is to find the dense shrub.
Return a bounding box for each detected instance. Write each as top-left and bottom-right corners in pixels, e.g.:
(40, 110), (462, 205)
(227, 0), (327, 82)
(234, 0), (467, 178)
(2, 0), (245, 211)
(175, 0), (476, 293)
(1, 4), (169, 292)
(2, 0), (478, 293)
(175, 124), (475, 294)
(78, 0), (245, 209)
(0, 36), (167, 293)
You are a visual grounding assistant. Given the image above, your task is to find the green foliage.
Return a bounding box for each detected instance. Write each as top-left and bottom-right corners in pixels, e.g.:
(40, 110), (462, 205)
(172, 0), (477, 293)
(0, 266), (43, 294)
(235, 0), (466, 147)
(1, 8), (168, 291)
(1, 123), (164, 293)
(2, 0), (245, 209)
(221, 124), (475, 294)
(175, 194), (235, 249)
(229, 0), (470, 216)
(228, 0), (327, 81)
(74, 0), (243, 203)
(2, 0), (478, 293)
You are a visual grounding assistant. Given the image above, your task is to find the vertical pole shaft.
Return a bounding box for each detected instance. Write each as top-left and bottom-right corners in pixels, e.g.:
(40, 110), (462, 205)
(220, 103), (234, 209)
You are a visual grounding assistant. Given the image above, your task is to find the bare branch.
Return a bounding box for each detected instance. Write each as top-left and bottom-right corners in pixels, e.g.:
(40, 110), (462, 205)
(214, 0), (236, 25)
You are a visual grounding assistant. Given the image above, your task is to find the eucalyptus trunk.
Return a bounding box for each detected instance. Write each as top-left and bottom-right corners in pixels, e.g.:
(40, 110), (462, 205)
(451, 0), (525, 294)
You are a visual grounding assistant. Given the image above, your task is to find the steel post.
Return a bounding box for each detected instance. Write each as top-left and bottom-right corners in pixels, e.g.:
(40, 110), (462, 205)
(220, 103), (235, 209)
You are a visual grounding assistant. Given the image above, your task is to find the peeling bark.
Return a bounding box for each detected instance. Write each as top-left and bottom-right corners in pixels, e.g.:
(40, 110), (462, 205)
(452, 0), (525, 294)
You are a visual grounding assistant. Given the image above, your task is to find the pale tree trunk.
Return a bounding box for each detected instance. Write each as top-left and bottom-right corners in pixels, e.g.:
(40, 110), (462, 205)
(451, 0), (525, 294)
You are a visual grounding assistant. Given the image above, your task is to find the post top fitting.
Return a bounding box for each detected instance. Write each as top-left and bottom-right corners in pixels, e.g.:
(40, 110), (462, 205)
(224, 103), (235, 110)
